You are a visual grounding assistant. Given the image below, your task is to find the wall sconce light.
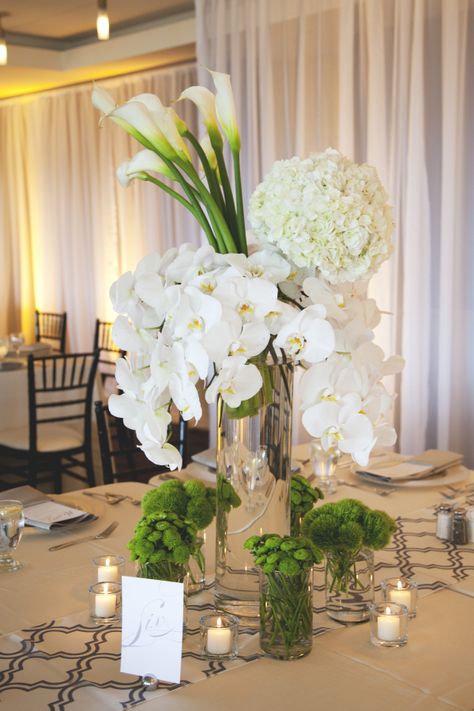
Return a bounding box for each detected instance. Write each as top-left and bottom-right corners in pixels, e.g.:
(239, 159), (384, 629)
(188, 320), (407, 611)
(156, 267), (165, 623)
(0, 13), (9, 66)
(97, 0), (109, 41)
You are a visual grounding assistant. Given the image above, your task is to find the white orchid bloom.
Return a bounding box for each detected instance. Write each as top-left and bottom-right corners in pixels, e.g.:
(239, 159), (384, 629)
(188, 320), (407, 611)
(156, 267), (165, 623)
(227, 322), (271, 359)
(108, 392), (144, 431)
(110, 272), (161, 328)
(302, 393), (375, 466)
(274, 304), (335, 363)
(169, 372), (202, 422)
(114, 357), (143, 396)
(178, 85), (223, 148)
(264, 300), (299, 336)
(111, 316), (145, 353)
(205, 356), (262, 408)
(303, 277), (348, 323)
(209, 70), (240, 152)
(213, 276), (278, 325)
(170, 286), (222, 341)
(223, 250), (291, 284)
(139, 441), (182, 470)
(117, 149), (174, 187)
(166, 244), (218, 284)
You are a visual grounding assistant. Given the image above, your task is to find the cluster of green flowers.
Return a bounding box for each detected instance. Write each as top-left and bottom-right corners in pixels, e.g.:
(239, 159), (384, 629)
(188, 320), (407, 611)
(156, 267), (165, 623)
(290, 474), (324, 536)
(244, 533), (322, 576)
(302, 498), (396, 556)
(142, 479), (216, 530)
(128, 511), (198, 570)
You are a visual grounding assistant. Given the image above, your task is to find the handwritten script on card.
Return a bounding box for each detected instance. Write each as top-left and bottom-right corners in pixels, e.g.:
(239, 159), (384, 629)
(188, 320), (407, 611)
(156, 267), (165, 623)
(121, 576), (184, 683)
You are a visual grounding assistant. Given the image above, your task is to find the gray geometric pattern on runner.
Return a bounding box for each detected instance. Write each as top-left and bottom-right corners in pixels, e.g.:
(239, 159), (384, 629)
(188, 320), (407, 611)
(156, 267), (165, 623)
(0, 513), (472, 710)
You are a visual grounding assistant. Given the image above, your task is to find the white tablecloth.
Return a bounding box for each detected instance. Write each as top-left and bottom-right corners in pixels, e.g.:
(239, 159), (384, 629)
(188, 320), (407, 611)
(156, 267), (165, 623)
(0, 454), (473, 710)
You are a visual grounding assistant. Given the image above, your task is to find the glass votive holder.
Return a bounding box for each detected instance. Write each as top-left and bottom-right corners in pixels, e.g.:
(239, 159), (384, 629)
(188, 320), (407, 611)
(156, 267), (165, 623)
(92, 554), (125, 583)
(381, 576), (418, 618)
(310, 440), (340, 495)
(199, 613), (239, 660)
(369, 602), (408, 648)
(89, 582), (122, 623)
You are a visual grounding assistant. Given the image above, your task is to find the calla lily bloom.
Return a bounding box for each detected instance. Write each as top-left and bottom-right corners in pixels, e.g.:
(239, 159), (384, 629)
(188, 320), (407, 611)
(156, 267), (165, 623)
(91, 84), (117, 117)
(200, 135), (218, 171)
(209, 70), (240, 152)
(109, 101), (178, 159)
(117, 149), (175, 187)
(178, 85), (223, 148)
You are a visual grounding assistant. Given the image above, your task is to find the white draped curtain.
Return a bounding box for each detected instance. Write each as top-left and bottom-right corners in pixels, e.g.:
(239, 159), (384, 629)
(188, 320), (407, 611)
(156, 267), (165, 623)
(196, 0), (474, 464)
(0, 62), (199, 351)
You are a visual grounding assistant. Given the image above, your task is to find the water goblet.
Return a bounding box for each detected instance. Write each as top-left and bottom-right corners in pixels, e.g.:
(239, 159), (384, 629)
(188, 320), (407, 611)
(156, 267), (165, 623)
(9, 332), (25, 357)
(0, 500), (25, 572)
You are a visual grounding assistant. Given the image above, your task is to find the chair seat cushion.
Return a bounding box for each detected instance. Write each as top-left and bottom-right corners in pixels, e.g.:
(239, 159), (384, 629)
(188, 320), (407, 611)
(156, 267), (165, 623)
(0, 423), (83, 453)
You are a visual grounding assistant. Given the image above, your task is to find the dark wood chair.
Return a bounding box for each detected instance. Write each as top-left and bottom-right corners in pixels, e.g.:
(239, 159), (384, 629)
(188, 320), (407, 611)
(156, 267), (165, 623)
(35, 310), (67, 354)
(0, 352), (99, 492)
(95, 400), (188, 484)
(92, 319), (124, 389)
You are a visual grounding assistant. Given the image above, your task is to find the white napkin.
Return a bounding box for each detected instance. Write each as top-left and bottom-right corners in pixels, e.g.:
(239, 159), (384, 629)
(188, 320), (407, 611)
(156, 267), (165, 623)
(356, 449), (464, 483)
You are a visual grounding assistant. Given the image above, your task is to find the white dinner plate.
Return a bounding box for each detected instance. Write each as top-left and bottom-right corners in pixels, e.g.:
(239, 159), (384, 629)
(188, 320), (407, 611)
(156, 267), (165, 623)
(351, 464), (470, 489)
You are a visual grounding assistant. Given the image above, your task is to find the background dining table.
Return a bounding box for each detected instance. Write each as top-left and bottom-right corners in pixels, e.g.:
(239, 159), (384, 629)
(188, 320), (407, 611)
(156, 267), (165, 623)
(0, 444), (473, 710)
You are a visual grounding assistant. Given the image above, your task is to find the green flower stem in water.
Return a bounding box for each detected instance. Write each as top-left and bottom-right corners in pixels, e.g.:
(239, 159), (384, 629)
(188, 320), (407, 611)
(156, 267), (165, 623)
(260, 570), (313, 658)
(325, 549), (365, 594)
(137, 561), (187, 582)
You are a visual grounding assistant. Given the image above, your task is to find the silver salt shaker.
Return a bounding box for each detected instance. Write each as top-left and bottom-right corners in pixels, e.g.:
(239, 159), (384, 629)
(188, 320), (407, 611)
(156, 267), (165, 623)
(436, 505), (453, 540)
(451, 508), (468, 545)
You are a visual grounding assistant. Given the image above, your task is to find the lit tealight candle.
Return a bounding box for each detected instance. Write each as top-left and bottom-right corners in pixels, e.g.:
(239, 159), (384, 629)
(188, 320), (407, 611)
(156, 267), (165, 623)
(377, 606), (400, 642)
(207, 616), (232, 655)
(95, 583), (116, 618)
(389, 579), (412, 612)
(98, 557), (119, 583)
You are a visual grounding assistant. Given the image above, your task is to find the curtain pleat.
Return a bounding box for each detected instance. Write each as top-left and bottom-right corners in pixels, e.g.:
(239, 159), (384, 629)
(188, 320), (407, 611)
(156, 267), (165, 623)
(0, 62), (199, 351)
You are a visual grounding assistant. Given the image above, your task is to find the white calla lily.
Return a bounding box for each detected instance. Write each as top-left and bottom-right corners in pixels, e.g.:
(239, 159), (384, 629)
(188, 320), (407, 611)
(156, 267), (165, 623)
(209, 70), (240, 151)
(117, 149), (175, 187)
(200, 135), (218, 171)
(109, 101), (177, 159)
(91, 84), (117, 116)
(179, 85), (223, 148)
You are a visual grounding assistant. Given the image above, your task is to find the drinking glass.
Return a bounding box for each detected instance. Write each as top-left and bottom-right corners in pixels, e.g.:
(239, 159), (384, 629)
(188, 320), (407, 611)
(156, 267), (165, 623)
(0, 500), (25, 572)
(9, 332), (25, 357)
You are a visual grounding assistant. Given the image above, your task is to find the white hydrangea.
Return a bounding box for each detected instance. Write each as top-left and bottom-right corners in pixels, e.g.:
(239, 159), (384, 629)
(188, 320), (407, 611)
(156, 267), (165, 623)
(248, 148), (394, 284)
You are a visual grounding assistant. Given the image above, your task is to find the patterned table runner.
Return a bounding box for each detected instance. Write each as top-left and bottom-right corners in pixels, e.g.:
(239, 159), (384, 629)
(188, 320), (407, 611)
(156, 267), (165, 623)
(1, 512), (473, 710)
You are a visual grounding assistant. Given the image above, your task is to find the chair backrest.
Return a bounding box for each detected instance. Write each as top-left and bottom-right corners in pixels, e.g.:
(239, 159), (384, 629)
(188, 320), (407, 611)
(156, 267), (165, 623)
(95, 401), (188, 484)
(28, 352), (99, 453)
(35, 310), (67, 354)
(93, 319), (124, 390)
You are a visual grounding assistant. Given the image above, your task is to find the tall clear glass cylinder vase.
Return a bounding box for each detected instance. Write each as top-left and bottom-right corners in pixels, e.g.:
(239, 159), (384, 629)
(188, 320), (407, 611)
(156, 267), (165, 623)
(214, 361), (293, 622)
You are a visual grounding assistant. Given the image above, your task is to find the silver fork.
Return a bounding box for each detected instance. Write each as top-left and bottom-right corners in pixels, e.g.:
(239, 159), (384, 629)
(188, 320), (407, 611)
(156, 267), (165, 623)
(48, 521), (119, 551)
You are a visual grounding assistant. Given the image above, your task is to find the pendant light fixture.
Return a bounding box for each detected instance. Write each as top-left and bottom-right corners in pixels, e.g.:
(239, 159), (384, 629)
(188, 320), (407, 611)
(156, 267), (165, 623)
(97, 0), (109, 41)
(0, 13), (8, 66)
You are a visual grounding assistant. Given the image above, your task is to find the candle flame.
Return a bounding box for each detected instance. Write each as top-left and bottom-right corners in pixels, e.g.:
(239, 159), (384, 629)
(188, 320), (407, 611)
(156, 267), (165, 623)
(216, 617), (223, 628)
(397, 580), (403, 590)
(104, 583), (109, 594)
(385, 606), (391, 615)
(106, 557), (110, 566)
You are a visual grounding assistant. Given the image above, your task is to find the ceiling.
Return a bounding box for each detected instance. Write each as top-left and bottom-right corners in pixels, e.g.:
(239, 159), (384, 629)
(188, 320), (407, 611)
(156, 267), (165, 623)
(0, 0), (196, 99)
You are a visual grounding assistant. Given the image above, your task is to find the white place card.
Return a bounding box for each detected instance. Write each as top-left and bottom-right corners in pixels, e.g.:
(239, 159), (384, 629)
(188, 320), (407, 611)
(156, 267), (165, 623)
(120, 576), (184, 684)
